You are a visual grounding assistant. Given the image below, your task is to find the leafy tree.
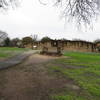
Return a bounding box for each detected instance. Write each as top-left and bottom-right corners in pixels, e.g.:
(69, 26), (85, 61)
(41, 36), (51, 43)
(4, 37), (11, 46)
(22, 37), (33, 45)
(11, 38), (20, 47)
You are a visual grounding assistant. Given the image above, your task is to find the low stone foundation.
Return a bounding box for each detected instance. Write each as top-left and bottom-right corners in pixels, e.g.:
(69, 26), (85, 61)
(40, 47), (62, 56)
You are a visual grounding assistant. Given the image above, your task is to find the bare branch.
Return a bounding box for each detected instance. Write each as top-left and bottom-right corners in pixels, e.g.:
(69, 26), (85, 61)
(0, 0), (20, 10)
(55, 0), (100, 26)
(0, 0), (99, 27)
(38, 0), (47, 5)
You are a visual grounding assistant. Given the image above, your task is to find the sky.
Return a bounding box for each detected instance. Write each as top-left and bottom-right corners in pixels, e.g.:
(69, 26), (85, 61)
(0, 0), (100, 41)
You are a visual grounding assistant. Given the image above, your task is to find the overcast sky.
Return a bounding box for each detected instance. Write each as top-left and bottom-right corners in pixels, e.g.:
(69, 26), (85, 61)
(0, 0), (100, 41)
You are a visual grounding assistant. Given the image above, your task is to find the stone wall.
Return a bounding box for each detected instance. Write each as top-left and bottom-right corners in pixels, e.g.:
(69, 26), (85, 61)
(24, 43), (32, 49)
(95, 42), (100, 52)
(63, 41), (96, 52)
(37, 40), (97, 53)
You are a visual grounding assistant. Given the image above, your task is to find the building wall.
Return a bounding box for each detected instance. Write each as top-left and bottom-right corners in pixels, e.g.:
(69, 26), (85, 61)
(38, 40), (97, 53)
(63, 41), (96, 52)
(95, 42), (100, 52)
(96, 43), (100, 47)
(24, 43), (32, 49)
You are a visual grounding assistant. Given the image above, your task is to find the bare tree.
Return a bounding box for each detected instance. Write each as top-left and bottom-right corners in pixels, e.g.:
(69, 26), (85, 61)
(0, 0), (19, 10)
(38, 0), (47, 5)
(39, 0), (100, 26)
(33, 34), (38, 42)
(0, 0), (100, 26)
(0, 30), (8, 41)
(0, 30), (8, 46)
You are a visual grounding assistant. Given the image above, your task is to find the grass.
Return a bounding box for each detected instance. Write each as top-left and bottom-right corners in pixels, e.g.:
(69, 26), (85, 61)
(49, 52), (100, 100)
(0, 47), (30, 59)
(51, 95), (86, 100)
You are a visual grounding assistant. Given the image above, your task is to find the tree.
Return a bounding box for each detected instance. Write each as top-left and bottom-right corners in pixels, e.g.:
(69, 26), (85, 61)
(31, 34), (38, 42)
(41, 36), (51, 43)
(0, 0), (100, 26)
(94, 39), (100, 43)
(0, 30), (8, 46)
(39, 0), (100, 26)
(0, 0), (19, 9)
(4, 37), (11, 46)
(11, 38), (20, 47)
(22, 37), (33, 45)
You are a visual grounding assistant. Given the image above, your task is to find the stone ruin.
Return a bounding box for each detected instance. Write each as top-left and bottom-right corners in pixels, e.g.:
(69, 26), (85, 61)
(40, 40), (62, 56)
(40, 46), (62, 56)
(39, 39), (97, 54)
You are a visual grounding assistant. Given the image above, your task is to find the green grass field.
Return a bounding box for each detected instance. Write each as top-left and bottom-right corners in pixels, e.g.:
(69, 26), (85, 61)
(0, 47), (29, 59)
(49, 52), (100, 100)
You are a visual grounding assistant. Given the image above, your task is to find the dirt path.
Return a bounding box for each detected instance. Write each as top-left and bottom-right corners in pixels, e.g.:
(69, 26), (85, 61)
(0, 54), (77, 100)
(0, 50), (38, 70)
